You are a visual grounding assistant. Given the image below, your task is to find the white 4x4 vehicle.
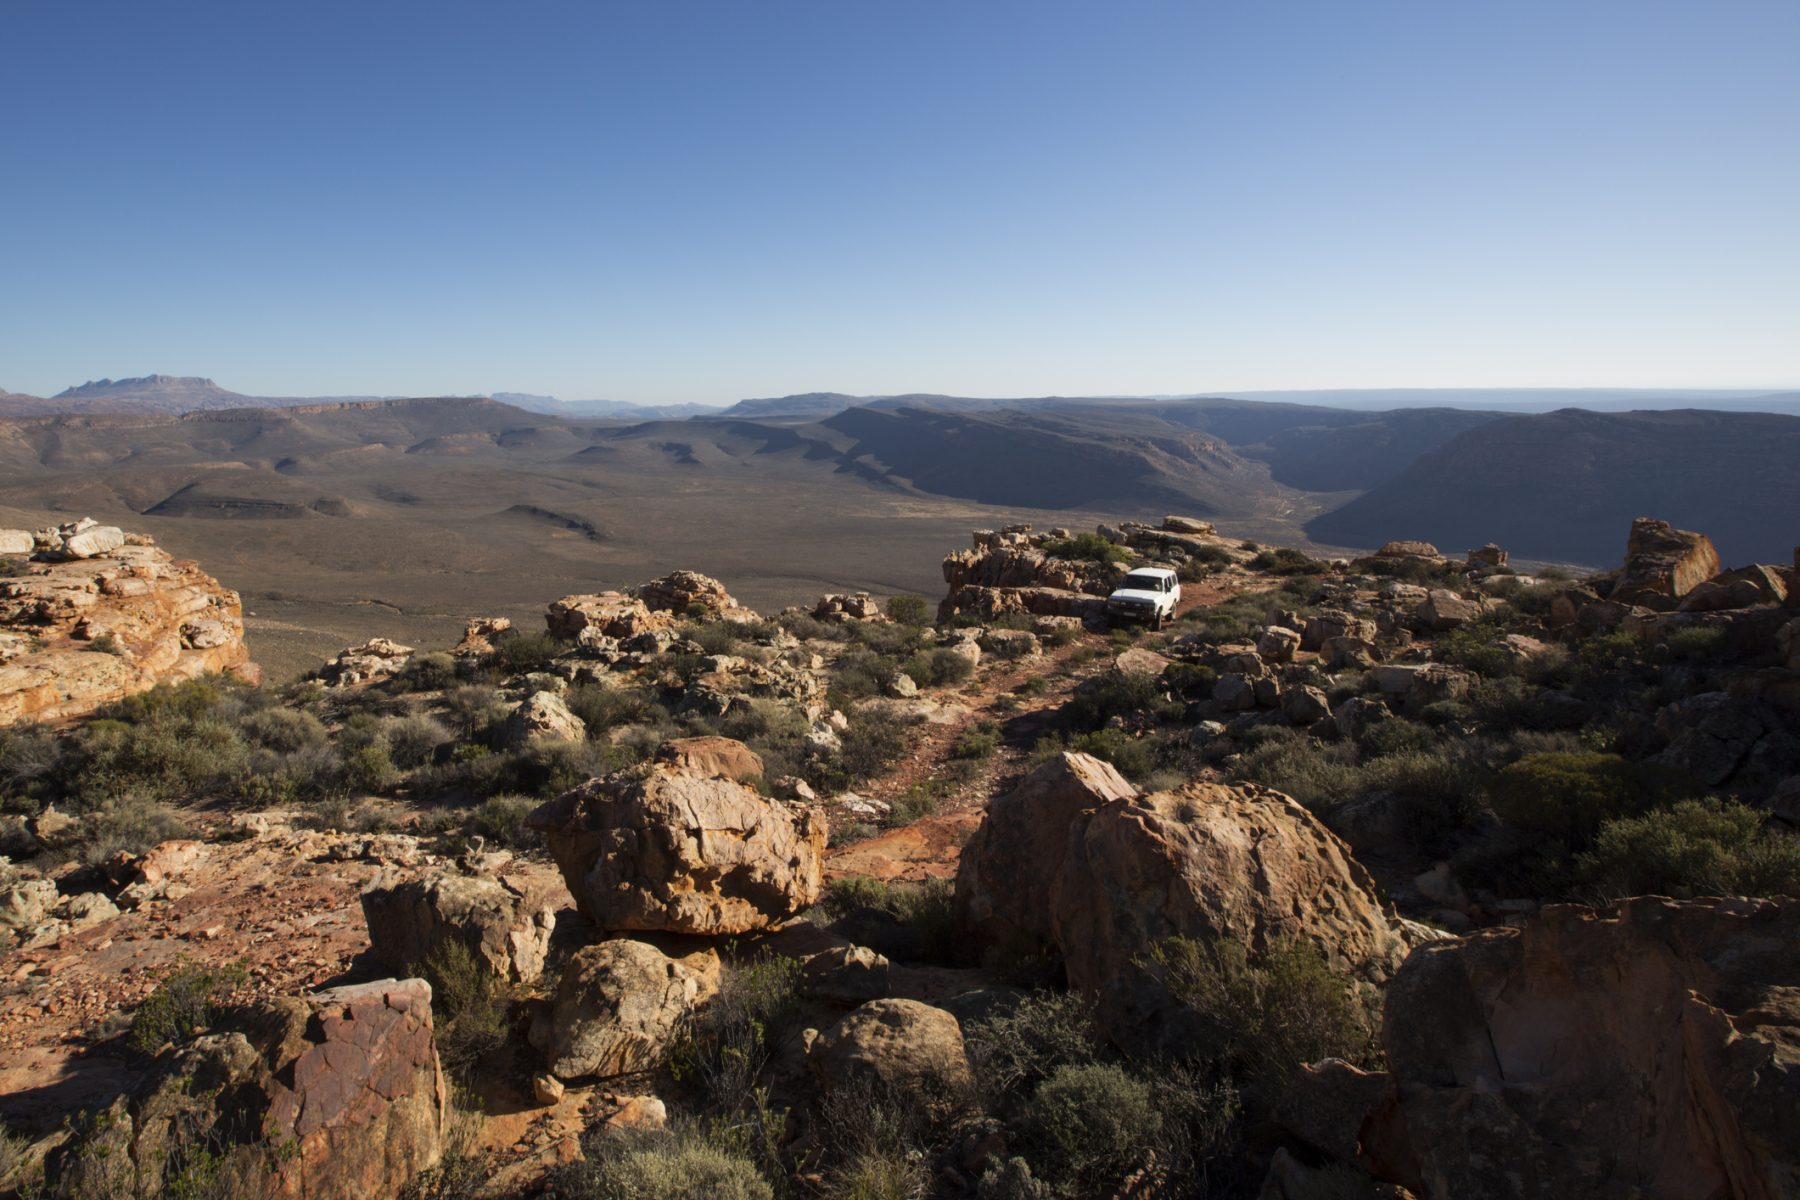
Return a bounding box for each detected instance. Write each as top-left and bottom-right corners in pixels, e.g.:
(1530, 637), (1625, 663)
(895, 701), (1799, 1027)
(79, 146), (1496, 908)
(1106, 566), (1181, 630)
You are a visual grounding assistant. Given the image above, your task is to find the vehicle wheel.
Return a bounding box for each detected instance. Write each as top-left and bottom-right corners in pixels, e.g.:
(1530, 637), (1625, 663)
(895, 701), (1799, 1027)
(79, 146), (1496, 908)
(1151, 612), (1164, 631)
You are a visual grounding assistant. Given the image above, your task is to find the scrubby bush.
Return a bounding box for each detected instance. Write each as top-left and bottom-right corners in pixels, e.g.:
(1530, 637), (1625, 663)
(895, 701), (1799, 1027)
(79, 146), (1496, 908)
(443, 684), (510, 738)
(885, 594), (930, 626)
(965, 992), (1102, 1113)
(950, 721), (1001, 761)
(418, 941), (510, 1083)
(383, 713), (453, 768)
(490, 631), (567, 674)
(815, 875), (960, 962)
(241, 707), (328, 753)
(77, 795), (194, 862)
(1576, 798), (1800, 899)
(391, 650), (459, 693)
(1155, 936), (1378, 1108)
(1249, 547), (1325, 576)
(556, 1126), (773, 1200)
(128, 958), (248, 1053)
(564, 685), (668, 738)
(670, 955), (804, 1115)
(829, 650), (903, 702)
(1063, 671), (1181, 730)
(1487, 751), (1685, 846)
(468, 794), (540, 848)
(903, 646), (976, 688)
(1016, 1064), (1161, 1197)
(812, 715), (909, 792)
(1041, 533), (1129, 564)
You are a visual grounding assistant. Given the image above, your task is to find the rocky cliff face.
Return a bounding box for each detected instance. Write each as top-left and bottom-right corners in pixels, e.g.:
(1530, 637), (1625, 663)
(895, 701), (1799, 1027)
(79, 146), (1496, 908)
(0, 519), (257, 725)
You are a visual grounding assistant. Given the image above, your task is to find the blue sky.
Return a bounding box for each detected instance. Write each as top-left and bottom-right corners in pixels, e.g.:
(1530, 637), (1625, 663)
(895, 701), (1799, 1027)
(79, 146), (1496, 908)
(2, 1), (1796, 404)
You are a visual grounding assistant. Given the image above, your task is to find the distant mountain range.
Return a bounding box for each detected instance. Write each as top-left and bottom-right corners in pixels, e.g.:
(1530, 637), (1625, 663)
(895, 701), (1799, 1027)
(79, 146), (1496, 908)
(5, 377), (1799, 568)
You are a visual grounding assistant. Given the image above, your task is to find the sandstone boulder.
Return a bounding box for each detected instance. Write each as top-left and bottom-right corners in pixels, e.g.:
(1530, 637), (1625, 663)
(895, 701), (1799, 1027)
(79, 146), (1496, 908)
(58, 978), (446, 1200)
(1376, 541), (1439, 559)
(1417, 589), (1484, 631)
(958, 755), (1405, 1047)
(362, 861), (563, 984)
(654, 735), (766, 783)
(1163, 515), (1215, 534)
(0, 531), (256, 726)
(1345, 897), (1800, 1200)
(809, 998), (974, 1103)
(505, 690), (587, 746)
(528, 763), (826, 934)
(813, 592), (887, 622)
(452, 616), (512, 660)
(537, 938), (717, 1079)
(1322, 636), (1379, 669)
(638, 570), (757, 621)
(1612, 516), (1721, 607)
(319, 638), (413, 686)
(1465, 544), (1508, 570)
(1304, 611), (1374, 651)
(956, 753), (1138, 956)
(0, 529), (33, 556)
(1257, 625), (1303, 664)
(546, 592), (669, 642)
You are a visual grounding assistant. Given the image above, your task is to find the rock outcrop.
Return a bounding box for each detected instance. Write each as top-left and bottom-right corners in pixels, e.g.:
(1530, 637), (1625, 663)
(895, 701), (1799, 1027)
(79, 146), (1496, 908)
(317, 638), (413, 686)
(505, 689), (588, 745)
(58, 978), (445, 1200)
(535, 937), (718, 1079)
(362, 858), (564, 984)
(637, 570), (757, 621)
(546, 592), (670, 643)
(1611, 516), (1722, 608)
(0, 523), (257, 726)
(808, 998), (975, 1104)
(528, 742), (826, 935)
(1289, 897), (1800, 1200)
(958, 754), (1407, 1046)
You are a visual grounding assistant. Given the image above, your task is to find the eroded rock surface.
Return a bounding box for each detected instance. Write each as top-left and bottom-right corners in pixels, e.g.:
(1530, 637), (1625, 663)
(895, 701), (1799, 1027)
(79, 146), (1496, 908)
(0, 526), (257, 725)
(362, 858), (564, 984)
(1300, 897), (1800, 1200)
(528, 744), (826, 934)
(536, 937), (718, 1079)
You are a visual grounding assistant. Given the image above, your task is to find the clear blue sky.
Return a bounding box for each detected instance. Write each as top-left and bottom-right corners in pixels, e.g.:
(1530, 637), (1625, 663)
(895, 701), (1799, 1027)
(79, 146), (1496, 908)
(3, 1), (1796, 404)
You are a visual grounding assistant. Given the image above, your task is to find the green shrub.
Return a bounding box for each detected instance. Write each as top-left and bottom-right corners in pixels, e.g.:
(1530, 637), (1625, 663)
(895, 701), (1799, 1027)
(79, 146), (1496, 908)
(1233, 732), (1361, 811)
(490, 631), (567, 674)
(1041, 533), (1129, 564)
(670, 955), (804, 1115)
(128, 958), (248, 1053)
(418, 941), (510, 1083)
(1016, 1063), (1161, 1196)
(392, 651), (459, 693)
(965, 991), (1102, 1113)
(884, 594), (930, 626)
(1576, 798), (1800, 899)
(903, 646), (976, 687)
(443, 684), (510, 737)
(564, 685), (667, 737)
(1064, 728), (1156, 781)
(1154, 936), (1378, 1107)
(76, 796), (194, 863)
(241, 707), (328, 753)
(950, 721), (1001, 761)
(557, 1126), (773, 1200)
(468, 794), (540, 849)
(1064, 672), (1181, 730)
(1663, 624), (1731, 661)
(383, 713), (452, 768)
(815, 876), (960, 962)
(830, 650), (903, 702)
(0, 556), (27, 578)
(1487, 751), (1685, 846)
(1249, 547), (1326, 576)
(812, 715), (909, 792)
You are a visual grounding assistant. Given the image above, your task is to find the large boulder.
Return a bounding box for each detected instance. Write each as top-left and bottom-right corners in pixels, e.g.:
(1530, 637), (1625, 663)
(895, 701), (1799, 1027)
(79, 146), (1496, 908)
(654, 735), (766, 783)
(808, 998), (975, 1104)
(528, 762), (826, 935)
(0, 529), (33, 556)
(1612, 517), (1721, 608)
(1345, 897), (1800, 1200)
(637, 570), (757, 621)
(537, 938), (718, 1079)
(0, 526), (256, 726)
(956, 753), (1138, 957)
(505, 689), (587, 746)
(957, 755), (1406, 1046)
(56, 979), (445, 1200)
(546, 592), (669, 642)
(361, 860), (563, 984)
(318, 638), (414, 687)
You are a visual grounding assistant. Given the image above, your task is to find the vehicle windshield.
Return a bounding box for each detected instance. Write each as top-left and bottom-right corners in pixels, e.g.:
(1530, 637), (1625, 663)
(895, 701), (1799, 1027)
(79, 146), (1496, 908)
(1122, 572), (1165, 591)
